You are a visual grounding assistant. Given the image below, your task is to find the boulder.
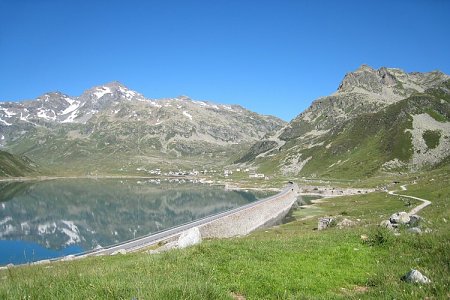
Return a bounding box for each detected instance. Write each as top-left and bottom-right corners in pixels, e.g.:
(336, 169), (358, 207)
(157, 240), (178, 252)
(318, 217), (335, 230)
(390, 212), (410, 224)
(407, 227), (422, 234)
(401, 269), (431, 284)
(337, 218), (356, 228)
(408, 215), (421, 227)
(379, 220), (395, 230)
(177, 227), (202, 249)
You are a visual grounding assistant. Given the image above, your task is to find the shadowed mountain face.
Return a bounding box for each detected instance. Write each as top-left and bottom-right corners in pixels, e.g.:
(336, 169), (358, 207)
(236, 66), (450, 178)
(0, 83), (285, 174)
(0, 179), (269, 257)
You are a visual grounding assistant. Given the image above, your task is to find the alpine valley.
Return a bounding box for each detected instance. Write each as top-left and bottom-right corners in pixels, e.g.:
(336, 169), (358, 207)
(1, 65), (449, 179)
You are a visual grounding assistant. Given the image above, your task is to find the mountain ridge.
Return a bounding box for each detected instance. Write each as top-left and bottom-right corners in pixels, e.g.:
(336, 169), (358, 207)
(236, 66), (450, 178)
(0, 83), (285, 175)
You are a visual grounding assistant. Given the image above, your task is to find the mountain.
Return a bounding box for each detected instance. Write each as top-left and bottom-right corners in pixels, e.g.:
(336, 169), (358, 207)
(0, 150), (38, 177)
(0, 82), (285, 174)
(236, 66), (450, 178)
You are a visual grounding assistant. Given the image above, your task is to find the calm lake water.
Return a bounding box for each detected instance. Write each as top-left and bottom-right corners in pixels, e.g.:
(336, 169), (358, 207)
(0, 179), (271, 265)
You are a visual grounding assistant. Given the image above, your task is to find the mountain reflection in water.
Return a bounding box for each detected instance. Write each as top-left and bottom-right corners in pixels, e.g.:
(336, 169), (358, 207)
(0, 179), (270, 265)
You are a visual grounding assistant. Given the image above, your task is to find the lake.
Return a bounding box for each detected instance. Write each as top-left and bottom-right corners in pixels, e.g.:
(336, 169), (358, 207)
(0, 178), (272, 265)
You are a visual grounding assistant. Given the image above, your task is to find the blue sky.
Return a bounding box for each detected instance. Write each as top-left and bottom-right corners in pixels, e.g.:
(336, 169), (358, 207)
(1, 0), (449, 121)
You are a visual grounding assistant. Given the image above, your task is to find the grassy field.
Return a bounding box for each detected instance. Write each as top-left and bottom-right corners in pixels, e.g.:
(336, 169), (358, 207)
(1, 168), (448, 299)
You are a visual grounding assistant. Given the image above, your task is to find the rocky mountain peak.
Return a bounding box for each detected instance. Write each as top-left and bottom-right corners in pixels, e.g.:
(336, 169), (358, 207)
(356, 64), (375, 72)
(176, 95), (192, 101)
(337, 65), (449, 97)
(337, 65), (397, 94)
(103, 81), (127, 89)
(80, 82), (144, 104)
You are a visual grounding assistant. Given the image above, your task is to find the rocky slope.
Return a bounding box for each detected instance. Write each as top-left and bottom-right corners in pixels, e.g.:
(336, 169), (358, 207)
(236, 66), (450, 178)
(0, 82), (285, 174)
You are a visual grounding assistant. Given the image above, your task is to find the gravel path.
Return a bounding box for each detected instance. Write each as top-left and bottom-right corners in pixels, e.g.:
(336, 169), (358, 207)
(387, 184), (432, 216)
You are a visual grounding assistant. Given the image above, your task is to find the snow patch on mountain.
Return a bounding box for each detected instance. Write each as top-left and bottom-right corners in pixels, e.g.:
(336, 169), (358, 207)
(183, 110), (193, 120)
(19, 112), (29, 121)
(0, 118), (11, 126)
(93, 87), (112, 99)
(62, 99), (81, 115)
(150, 101), (162, 108)
(0, 108), (17, 117)
(37, 108), (57, 121)
(61, 110), (79, 123)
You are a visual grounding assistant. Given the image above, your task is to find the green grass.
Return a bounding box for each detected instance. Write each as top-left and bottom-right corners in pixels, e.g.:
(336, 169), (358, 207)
(0, 150), (38, 178)
(1, 169), (449, 299)
(250, 88), (450, 180)
(422, 130), (441, 149)
(426, 109), (447, 122)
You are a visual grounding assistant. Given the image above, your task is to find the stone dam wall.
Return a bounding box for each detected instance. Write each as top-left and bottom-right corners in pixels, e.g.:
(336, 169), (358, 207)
(199, 183), (300, 238)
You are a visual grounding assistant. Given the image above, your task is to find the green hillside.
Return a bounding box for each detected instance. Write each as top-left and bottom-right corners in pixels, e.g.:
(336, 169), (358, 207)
(250, 82), (450, 179)
(0, 150), (38, 178)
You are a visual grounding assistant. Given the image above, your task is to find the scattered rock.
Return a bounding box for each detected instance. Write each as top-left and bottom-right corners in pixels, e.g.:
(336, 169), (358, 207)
(408, 215), (422, 227)
(149, 227), (202, 254)
(337, 218), (356, 228)
(401, 269), (431, 284)
(390, 212), (410, 224)
(407, 227), (422, 234)
(177, 227), (202, 249)
(382, 158), (408, 171)
(318, 217), (335, 230)
(379, 220), (395, 230)
(111, 249), (127, 256)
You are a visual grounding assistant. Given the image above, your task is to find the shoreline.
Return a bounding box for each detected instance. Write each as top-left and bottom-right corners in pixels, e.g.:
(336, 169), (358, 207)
(0, 177), (376, 267)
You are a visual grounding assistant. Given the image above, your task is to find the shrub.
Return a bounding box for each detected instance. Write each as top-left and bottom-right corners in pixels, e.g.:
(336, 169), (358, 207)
(422, 130), (441, 149)
(364, 227), (394, 247)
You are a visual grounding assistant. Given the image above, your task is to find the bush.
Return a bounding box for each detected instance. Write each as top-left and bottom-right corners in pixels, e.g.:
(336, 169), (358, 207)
(422, 130), (441, 149)
(364, 227), (394, 247)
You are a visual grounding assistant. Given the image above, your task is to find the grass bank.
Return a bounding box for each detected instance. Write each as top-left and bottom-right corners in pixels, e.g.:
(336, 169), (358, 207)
(1, 169), (448, 299)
